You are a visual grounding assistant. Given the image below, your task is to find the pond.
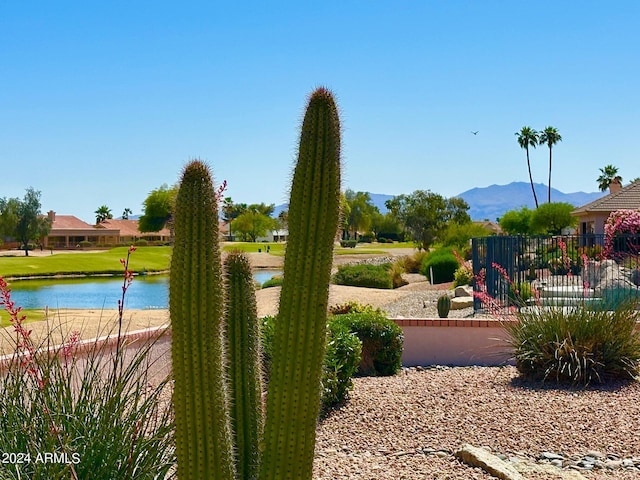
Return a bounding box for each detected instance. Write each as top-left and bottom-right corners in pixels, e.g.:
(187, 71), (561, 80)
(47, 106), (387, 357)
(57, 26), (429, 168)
(8, 270), (283, 310)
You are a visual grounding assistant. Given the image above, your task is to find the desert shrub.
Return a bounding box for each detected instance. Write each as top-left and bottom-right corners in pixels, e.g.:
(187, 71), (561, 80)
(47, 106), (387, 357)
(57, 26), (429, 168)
(504, 301), (640, 385)
(421, 247), (460, 284)
(328, 301), (383, 316)
(453, 265), (473, 287)
(401, 251), (428, 273)
(261, 275), (284, 288)
(357, 233), (374, 243)
(322, 319), (362, 411)
(261, 315), (362, 411)
(332, 263), (393, 289)
(333, 311), (404, 376)
(389, 260), (408, 289)
(507, 282), (534, 307)
(340, 240), (357, 248)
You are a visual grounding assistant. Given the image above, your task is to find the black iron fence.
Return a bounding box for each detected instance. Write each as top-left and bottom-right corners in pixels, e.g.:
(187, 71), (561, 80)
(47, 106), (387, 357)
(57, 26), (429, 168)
(471, 235), (640, 313)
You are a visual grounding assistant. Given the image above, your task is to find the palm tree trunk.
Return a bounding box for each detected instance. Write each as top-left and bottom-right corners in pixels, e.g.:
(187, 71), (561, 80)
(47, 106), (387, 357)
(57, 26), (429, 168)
(526, 148), (539, 208)
(548, 147), (552, 203)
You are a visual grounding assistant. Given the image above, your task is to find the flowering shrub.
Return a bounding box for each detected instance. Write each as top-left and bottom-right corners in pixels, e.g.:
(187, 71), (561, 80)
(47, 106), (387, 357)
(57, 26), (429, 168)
(0, 249), (175, 479)
(603, 209), (640, 259)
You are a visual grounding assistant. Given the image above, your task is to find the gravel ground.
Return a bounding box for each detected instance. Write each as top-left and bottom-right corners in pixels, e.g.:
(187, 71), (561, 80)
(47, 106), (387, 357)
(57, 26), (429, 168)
(313, 366), (640, 479)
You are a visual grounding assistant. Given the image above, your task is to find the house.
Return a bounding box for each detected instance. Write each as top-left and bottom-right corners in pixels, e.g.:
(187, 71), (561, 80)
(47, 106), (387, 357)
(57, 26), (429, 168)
(43, 211), (170, 248)
(98, 219), (171, 244)
(571, 179), (640, 236)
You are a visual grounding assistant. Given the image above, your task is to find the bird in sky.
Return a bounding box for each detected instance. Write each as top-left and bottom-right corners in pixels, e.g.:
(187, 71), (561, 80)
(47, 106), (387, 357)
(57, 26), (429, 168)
(471, 131), (479, 135)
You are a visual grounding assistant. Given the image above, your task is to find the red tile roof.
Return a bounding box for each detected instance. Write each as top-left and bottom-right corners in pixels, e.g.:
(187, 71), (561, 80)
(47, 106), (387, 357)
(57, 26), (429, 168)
(572, 180), (640, 215)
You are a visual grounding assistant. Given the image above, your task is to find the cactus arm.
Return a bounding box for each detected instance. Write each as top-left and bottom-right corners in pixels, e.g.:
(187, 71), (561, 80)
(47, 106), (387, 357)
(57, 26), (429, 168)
(224, 250), (264, 479)
(260, 87), (342, 480)
(170, 160), (236, 480)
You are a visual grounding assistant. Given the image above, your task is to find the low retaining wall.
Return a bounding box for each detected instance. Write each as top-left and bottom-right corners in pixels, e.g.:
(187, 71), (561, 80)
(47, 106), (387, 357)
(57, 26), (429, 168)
(1, 319), (517, 372)
(393, 318), (514, 367)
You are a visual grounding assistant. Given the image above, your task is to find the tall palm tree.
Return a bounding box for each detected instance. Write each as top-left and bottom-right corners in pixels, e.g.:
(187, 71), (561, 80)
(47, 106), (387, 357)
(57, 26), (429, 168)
(597, 165), (621, 192)
(516, 126), (540, 208)
(539, 126), (562, 203)
(122, 207), (133, 220)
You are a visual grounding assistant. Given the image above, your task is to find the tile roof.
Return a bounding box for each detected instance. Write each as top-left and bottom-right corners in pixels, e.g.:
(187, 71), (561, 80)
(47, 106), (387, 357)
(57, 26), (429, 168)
(51, 215), (94, 230)
(99, 219), (170, 237)
(572, 180), (640, 215)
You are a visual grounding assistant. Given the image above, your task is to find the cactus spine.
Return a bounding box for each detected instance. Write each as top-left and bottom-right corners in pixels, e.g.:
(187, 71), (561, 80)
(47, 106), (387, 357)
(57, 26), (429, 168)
(224, 250), (264, 479)
(260, 87), (342, 480)
(170, 160), (235, 480)
(437, 294), (451, 318)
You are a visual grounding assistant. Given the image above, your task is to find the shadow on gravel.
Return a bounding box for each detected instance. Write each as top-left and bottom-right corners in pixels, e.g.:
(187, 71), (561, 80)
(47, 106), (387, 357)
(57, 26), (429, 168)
(508, 374), (638, 393)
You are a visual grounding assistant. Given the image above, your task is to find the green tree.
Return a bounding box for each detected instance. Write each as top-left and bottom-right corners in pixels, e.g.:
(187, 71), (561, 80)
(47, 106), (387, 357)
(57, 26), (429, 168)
(385, 190), (470, 251)
(597, 165), (621, 192)
(371, 211), (404, 241)
(516, 126), (540, 208)
(231, 210), (277, 242)
(221, 197), (246, 223)
(0, 188), (51, 256)
(498, 206), (535, 235)
(539, 126), (562, 203)
(139, 184), (177, 232)
(94, 205), (113, 224)
(529, 202), (577, 235)
(343, 190), (379, 239)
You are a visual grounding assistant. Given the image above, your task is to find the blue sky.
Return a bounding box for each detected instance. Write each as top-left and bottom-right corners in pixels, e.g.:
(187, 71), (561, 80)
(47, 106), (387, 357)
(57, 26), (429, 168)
(1, 1), (638, 223)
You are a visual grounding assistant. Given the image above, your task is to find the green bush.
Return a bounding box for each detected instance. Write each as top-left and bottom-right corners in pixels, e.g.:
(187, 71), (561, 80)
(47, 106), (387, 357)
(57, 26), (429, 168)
(332, 263), (393, 289)
(261, 315), (362, 412)
(328, 301), (383, 316)
(357, 233), (374, 243)
(322, 319), (362, 411)
(507, 282), (534, 307)
(453, 265), (473, 286)
(134, 239), (149, 247)
(340, 240), (357, 248)
(333, 311), (404, 376)
(504, 301), (640, 385)
(261, 275), (284, 288)
(421, 247), (460, 284)
(79, 240), (92, 248)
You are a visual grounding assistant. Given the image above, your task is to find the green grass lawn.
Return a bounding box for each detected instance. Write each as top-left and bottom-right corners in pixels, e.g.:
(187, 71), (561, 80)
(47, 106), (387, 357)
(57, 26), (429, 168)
(0, 308), (46, 327)
(0, 246), (172, 279)
(221, 242), (286, 255)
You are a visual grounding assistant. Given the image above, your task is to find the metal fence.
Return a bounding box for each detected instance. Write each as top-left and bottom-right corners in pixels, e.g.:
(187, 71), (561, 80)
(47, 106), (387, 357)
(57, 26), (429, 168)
(471, 234), (640, 313)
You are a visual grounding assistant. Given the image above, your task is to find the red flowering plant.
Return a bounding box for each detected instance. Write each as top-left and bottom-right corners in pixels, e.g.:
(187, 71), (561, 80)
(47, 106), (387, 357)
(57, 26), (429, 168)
(475, 261), (640, 386)
(603, 209), (640, 263)
(0, 249), (175, 478)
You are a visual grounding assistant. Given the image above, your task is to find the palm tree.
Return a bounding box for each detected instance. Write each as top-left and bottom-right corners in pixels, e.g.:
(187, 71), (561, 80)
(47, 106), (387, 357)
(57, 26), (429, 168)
(539, 126), (562, 203)
(122, 207), (133, 219)
(597, 165), (621, 192)
(516, 126), (540, 208)
(95, 205), (113, 224)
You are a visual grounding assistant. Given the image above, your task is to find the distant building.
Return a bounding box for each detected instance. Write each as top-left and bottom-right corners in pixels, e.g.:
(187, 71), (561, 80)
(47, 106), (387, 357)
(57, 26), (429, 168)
(43, 211), (170, 248)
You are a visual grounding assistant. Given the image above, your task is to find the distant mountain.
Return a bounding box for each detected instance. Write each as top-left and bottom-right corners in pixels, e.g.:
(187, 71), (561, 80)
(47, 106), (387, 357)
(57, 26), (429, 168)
(456, 182), (605, 221)
(271, 182), (605, 222)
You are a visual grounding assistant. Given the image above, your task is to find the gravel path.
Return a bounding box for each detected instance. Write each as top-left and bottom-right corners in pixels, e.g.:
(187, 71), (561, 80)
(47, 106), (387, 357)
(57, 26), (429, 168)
(313, 366), (640, 479)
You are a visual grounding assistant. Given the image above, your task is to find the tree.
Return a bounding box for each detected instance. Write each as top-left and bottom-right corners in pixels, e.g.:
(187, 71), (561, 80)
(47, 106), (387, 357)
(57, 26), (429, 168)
(498, 206), (535, 235)
(539, 126), (562, 203)
(0, 188), (51, 256)
(139, 184), (177, 232)
(94, 205), (113, 224)
(122, 208), (133, 219)
(385, 190), (470, 251)
(516, 126), (540, 208)
(230, 211), (277, 242)
(597, 165), (621, 192)
(529, 202), (577, 235)
(343, 190), (379, 239)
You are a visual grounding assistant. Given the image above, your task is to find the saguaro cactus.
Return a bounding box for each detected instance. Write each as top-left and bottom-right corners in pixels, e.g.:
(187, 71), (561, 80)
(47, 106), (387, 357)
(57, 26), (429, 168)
(170, 160), (235, 480)
(260, 87), (342, 479)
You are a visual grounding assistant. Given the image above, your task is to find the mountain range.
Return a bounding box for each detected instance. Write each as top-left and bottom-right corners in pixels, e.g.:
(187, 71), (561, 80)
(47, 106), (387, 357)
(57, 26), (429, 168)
(273, 182), (605, 222)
